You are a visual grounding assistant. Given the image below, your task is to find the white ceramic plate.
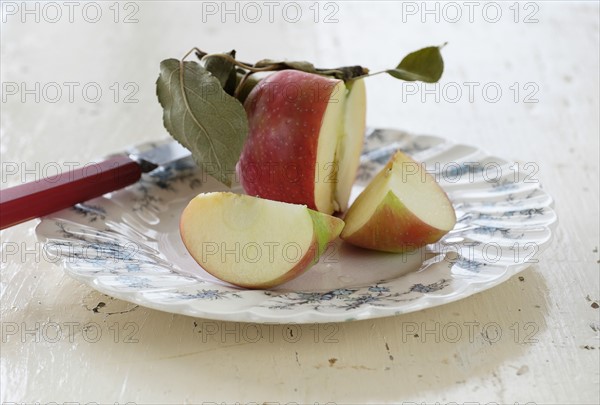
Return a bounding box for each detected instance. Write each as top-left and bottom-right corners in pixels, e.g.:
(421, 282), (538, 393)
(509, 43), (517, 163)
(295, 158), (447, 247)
(36, 129), (557, 323)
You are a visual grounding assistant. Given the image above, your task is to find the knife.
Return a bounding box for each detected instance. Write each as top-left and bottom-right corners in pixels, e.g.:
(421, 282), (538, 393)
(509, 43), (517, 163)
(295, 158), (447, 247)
(0, 141), (191, 230)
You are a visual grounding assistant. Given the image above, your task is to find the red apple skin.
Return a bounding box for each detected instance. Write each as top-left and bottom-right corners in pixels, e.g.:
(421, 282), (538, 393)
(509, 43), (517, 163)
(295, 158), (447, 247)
(342, 191), (452, 253)
(238, 70), (341, 211)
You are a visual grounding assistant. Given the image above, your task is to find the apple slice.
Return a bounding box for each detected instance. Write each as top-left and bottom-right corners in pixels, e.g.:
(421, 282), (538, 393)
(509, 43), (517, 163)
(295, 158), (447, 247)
(340, 151), (456, 252)
(180, 192), (344, 289)
(238, 70), (366, 215)
(334, 77), (366, 212)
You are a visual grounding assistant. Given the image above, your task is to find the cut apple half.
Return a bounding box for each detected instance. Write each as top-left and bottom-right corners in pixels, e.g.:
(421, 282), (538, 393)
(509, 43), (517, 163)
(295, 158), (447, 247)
(238, 70), (366, 215)
(341, 151), (456, 252)
(180, 192), (344, 289)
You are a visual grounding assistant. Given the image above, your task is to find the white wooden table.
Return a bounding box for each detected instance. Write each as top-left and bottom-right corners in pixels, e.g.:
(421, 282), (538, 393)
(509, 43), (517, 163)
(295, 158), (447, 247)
(1, 1), (599, 403)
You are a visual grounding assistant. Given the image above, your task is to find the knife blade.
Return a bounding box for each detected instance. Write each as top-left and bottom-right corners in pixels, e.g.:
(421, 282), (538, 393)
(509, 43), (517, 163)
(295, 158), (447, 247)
(0, 140), (192, 230)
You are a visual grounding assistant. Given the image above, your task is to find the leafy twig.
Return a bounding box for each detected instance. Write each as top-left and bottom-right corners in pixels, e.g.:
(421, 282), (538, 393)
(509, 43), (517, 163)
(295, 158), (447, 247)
(157, 44), (447, 187)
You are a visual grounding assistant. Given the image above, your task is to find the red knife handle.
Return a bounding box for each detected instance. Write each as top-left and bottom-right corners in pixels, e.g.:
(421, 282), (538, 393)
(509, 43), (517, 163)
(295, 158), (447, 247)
(0, 155), (142, 230)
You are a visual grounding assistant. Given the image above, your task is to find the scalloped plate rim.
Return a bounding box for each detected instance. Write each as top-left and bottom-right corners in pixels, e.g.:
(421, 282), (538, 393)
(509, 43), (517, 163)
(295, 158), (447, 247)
(35, 129), (558, 323)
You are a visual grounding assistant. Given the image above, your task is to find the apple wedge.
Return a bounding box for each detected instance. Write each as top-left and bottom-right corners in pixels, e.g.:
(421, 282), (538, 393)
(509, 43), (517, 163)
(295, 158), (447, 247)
(238, 70), (366, 214)
(340, 151), (456, 252)
(180, 192), (344, 289)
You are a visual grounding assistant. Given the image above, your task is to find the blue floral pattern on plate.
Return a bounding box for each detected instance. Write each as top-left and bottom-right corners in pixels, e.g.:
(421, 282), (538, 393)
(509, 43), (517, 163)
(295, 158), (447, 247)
(36, 129), (557, 323)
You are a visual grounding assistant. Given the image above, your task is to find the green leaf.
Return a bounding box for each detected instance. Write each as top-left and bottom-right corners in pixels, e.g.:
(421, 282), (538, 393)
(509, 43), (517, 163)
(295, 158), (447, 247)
(202, 50), (238, 95)
(387, 45), (445, 83)
(224, 68), (238, 95)
(234, 72), (260, 104)
(156, 59), (248, 187)
(280, 60), (319, 72)
(254, 59), (318, 74)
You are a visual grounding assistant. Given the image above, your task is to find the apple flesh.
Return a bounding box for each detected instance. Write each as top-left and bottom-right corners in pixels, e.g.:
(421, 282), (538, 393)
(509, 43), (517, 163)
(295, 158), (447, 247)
(238, 70), (366, 215)
(180, 192), (344, 289)
(335, 78), (367, 212)
(340, 151), (456, 252)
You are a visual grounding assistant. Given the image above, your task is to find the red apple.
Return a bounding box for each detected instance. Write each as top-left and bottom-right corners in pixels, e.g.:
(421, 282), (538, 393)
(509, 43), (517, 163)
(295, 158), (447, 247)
(237, 70), (366, 214)
(180, 192), (344, 289)
(340, 151), (456, 252)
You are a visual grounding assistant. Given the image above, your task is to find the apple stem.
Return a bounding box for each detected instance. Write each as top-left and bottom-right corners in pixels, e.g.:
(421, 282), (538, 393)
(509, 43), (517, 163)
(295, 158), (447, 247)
(316, 65), (370, 81)
(234, 70), (254, 100)
(197, 50), (281, 73)
(346, 70), (387, 84)
(187, 47), (370, 82)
